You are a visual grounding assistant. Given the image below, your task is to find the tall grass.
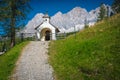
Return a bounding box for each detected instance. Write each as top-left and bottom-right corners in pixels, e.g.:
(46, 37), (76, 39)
(49, 14), (120, 80)
(0, 41), (29, 80)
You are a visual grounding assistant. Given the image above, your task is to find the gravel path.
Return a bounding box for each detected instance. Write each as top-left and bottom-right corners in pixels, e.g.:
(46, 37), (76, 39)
(11, 41), (54, 80)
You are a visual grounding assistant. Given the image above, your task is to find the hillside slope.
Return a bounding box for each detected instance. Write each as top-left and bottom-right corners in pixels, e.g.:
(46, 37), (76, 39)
(49, 14), (120, 80)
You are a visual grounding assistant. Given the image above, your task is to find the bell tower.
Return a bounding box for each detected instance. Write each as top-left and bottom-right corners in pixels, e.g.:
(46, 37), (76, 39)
(43, 12), (50, 23)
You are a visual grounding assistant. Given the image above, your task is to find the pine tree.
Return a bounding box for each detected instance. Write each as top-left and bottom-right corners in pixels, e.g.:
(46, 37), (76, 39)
(98, 3), (106, 21)
(112, 0), (120, 13)
(0, 0), (31, 47)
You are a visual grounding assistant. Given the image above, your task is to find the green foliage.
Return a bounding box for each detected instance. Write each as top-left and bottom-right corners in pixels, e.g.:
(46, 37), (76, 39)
(98, 3), (107, 21)
(84, 25), (89, 28)
(0, 37), (25, 52)
(112, 0), (120, 13)
(49, 14), (120, 80)
(0, 39), (11, 52)
(0, 0), (31, 47)
(0, 41), (29, 80)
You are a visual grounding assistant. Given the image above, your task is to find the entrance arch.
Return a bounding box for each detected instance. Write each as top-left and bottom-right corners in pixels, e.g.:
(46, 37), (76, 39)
(45, 30), (51, 41)
(40, 28), (51, 41)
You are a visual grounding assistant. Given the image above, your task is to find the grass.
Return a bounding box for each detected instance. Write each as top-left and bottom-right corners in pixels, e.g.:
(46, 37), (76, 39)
(49, 14), (120, 80)
(0, 41), (29, 80)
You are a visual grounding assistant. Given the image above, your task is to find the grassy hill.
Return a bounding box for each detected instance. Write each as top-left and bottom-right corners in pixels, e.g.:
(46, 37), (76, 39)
(49, 14), (120, 80)
(0, 42), (29, 80)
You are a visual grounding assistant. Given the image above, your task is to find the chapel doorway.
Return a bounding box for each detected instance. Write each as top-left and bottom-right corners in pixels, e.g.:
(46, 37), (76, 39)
(40, 28), (51, 41)
(45, 30), (51, 41)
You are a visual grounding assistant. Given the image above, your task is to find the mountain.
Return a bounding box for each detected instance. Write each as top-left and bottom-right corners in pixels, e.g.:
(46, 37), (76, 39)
(23, 5), (113, 33)
(23, 13), (44, 33)
(51, 7), (88, 32)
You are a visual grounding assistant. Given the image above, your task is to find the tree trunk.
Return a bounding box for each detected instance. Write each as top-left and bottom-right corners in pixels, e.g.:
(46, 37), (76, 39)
(10, 19), (15, 47)
(10, 0), (16, 47)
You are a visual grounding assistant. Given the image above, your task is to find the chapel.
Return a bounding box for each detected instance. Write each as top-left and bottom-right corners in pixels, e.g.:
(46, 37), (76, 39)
(35, 13), (59, 41)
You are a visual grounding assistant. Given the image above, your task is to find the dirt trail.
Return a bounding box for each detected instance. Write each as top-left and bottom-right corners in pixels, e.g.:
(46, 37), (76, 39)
(11, 41), (54, 80)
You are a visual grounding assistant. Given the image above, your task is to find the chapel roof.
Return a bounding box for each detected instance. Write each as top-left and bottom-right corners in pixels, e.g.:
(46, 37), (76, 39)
(42, 13), (50, 18)
(35, 22), (60, 32)
(35, 13), (59, 32)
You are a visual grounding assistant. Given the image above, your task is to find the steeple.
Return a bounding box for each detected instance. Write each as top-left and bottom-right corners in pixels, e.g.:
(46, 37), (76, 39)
(43, 11), (50, 23)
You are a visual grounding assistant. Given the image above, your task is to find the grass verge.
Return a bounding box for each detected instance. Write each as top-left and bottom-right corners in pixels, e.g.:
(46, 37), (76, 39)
(0, 41), (29, 80)
(49, 14), (120, 80)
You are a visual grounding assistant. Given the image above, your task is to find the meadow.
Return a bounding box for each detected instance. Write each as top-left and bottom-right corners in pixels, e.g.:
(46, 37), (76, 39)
(49, 14), (120, 80)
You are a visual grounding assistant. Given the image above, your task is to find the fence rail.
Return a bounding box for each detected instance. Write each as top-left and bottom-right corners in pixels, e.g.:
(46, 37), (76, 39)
(0, 31), (77, 54)
(0, 32), (68, 54)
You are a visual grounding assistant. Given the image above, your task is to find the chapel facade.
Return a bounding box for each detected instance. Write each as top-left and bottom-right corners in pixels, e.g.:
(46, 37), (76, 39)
(35, 13), (59, 41)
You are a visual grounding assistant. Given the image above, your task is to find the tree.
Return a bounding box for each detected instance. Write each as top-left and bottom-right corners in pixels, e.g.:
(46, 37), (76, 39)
(98, 3), (107, 21)
(0, 0), (31, 47)
(112, 0), (120, 13)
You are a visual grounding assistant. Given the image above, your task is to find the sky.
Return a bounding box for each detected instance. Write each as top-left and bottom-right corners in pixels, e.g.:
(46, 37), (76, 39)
(28, 0), (114, 20)
(0, 0), (114, 35)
